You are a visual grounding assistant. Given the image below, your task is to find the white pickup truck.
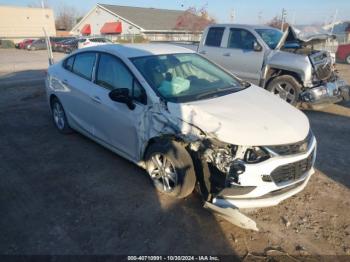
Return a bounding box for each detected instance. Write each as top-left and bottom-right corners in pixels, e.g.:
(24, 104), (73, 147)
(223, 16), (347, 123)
(196, 24), (350, 107)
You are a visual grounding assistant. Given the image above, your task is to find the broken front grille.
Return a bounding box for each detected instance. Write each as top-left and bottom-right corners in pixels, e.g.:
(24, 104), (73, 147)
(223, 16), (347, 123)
(270, 151), (314, 184)
(266, 131), (312, 156)
(315, 61), (332, 81)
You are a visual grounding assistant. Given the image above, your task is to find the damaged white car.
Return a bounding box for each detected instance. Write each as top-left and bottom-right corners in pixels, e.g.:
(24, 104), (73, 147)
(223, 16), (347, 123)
(46, 44), (316, 230)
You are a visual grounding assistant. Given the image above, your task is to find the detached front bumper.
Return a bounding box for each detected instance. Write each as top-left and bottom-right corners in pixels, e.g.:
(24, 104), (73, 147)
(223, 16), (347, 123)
(212, 136), (317, 209)
(301, 78), (350, 105)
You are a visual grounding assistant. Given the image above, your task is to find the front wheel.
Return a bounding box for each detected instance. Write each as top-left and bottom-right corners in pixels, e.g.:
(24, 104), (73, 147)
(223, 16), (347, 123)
(266, 75), (301, 106)
(145, 140), (196, 199)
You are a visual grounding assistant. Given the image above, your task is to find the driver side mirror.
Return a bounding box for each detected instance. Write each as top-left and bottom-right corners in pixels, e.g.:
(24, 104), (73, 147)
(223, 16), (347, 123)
(109, 88), (135, 110)
(253, 41), (262, 52)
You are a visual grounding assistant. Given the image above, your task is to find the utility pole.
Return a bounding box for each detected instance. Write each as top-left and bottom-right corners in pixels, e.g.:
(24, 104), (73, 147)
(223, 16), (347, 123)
(281, 8), (287, 31)
(291, 12), (296, 25)
(330, 9), (338, 34)
(258, 11), (263, 24)
(230, 9), (235, 23)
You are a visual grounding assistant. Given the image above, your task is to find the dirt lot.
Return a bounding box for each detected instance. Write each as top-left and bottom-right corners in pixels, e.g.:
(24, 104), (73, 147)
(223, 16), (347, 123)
(0, 49), (349, 259)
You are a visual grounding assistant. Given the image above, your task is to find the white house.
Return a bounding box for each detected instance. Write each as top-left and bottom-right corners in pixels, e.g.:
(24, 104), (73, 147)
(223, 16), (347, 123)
(70, 3), (205, 42)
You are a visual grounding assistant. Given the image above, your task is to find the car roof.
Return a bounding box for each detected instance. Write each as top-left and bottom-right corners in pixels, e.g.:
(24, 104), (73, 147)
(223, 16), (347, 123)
(208, 23), (278, 31)
(75, 43), (196, 58)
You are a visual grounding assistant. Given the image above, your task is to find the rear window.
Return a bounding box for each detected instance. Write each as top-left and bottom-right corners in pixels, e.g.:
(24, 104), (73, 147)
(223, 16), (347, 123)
(64, 56), (75, 71)
(72, 52), (96, 80)
(205, 27), (225, 47)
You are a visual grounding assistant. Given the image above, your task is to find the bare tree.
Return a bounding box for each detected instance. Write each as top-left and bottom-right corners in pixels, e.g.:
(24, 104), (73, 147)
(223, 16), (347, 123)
(55, 4), (80, 31)
(174, 6), (216, 31)
(267, 16), (289, 31)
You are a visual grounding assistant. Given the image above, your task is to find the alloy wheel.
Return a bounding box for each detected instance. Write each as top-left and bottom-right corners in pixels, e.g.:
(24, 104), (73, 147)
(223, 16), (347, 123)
(148, 154), (178, 193)
(271, 82), (297, 104)
(53, 102), (65, 130)
(346, 55), (350, 64)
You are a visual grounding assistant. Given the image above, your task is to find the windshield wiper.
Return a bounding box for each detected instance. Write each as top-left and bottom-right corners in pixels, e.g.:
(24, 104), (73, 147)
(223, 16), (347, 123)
(195, 87), (236, 99)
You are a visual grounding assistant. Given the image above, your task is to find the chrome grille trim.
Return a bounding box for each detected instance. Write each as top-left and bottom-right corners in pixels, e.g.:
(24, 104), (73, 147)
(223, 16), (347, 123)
(265, 131), (312, 156)
(270, 150), (314, 184)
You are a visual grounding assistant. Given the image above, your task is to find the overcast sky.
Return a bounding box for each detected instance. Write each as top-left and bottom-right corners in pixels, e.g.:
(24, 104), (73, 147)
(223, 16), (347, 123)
(1, 0), (349, 25)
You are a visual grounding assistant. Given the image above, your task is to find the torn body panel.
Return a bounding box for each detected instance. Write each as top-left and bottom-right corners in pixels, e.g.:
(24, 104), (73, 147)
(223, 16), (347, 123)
(136, 92), (316, 231)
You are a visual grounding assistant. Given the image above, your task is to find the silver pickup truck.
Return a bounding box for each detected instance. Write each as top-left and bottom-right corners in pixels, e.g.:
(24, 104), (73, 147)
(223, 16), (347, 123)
(197, 24), (350, 107)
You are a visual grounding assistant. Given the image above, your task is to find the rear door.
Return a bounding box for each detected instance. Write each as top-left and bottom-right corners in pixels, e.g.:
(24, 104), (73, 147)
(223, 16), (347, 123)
(198, 27), (226, 62)
(59, 52), (97, 134)
(88, 52), (148, 160)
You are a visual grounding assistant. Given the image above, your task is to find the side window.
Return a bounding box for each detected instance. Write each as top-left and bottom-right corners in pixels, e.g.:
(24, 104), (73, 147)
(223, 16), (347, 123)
(96, 53), (146, 104)
(205, 27), (225, 47)
(228, 28), (257, 50)
(64, 55), (75, 71)
(72, 52), (96, 80)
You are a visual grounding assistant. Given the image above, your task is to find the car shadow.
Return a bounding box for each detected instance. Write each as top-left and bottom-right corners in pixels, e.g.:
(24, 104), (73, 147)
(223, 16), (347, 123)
(304, 106), (350, 189)
(0, 70), (239, 257)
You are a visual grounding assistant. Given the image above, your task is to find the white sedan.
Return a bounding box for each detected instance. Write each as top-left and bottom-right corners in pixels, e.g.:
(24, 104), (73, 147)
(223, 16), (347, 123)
(45, 44), (316, 228)
(77, 37), (112, 49)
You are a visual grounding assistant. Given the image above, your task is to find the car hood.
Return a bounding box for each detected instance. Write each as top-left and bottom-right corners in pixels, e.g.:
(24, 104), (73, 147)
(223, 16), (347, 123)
(276, 25), (336, 50)
(167, 85), (310, 146)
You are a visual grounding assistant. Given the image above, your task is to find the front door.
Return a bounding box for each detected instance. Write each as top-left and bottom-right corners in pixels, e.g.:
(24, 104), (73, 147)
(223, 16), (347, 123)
(220, 28), (265, 84)
(89, 53), (147, 160)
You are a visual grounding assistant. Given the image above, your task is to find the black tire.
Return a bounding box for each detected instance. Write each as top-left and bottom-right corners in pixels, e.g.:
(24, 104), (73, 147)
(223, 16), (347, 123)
(51, 97), (73, 134)
(145, 140), (196, 199)
(266, 75), (302, 106)
(345, 55), (350, 64)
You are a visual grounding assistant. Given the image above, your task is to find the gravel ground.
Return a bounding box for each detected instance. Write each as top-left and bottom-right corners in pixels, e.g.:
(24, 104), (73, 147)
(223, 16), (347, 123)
(0, 49), (65, 73)
(0, 49), (349, 259)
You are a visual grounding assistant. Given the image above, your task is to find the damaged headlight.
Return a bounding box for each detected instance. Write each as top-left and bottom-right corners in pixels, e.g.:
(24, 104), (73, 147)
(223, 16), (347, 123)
(203, 139), (270, 175)
(202, 141), (271, 186)
(244, 147), (270, 163)
(203, 139), (237, 174)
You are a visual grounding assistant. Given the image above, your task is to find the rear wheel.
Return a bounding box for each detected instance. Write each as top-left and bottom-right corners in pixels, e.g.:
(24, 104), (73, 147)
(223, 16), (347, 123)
(145, 140), (196, 199)
(345, 55), (350, 64)
(51, 98), (72, 134)
(266, 75), (301, 106)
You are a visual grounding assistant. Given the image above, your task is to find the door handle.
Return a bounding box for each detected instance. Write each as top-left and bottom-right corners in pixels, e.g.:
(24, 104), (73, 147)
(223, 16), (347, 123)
(91, 96), (101, 104)
(62, 79), (69, 85)
(199, 50), (206, 55)
(223, 53), (231, 57)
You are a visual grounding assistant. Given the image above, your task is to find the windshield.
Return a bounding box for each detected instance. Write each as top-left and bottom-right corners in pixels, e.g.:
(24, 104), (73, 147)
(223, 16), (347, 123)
(255, 29), (283, 49)
(131, 53), (244, 103)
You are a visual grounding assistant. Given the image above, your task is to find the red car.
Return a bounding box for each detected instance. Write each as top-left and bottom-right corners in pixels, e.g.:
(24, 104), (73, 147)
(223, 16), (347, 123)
(16, 39), (34, 49)
(336, 44), (350, 64)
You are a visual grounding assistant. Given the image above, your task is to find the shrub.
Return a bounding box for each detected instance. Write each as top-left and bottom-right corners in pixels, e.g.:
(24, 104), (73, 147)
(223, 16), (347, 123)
(0, 40), (15, 49)
(113, 35), (148, 44)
